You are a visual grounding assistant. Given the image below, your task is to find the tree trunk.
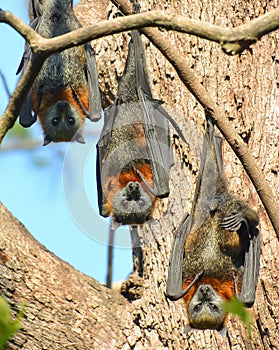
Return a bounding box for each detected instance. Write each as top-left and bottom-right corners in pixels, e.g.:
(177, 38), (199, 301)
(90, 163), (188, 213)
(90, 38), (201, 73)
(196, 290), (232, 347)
(1, 0), (279, 349)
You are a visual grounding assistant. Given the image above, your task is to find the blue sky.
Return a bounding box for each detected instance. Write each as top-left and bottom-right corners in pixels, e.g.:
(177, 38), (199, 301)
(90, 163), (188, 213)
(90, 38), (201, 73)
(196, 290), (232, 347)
(0, 0), (132, 284)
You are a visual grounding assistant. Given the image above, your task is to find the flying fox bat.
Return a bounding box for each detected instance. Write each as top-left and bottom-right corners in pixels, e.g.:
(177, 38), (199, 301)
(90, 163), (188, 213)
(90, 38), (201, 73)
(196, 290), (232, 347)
(17, 0), (102, 145)
(166, 116), (260, 334)
(96, 1), (186, 225)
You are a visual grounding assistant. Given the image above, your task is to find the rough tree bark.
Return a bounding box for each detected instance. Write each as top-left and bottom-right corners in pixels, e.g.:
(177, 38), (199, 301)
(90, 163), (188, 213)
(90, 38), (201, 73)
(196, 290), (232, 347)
(0, 0), (278, 349)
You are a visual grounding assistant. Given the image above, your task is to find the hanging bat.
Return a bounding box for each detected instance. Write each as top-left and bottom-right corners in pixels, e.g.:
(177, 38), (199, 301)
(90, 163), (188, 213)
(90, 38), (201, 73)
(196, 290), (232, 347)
(17, 0), (102, 145)
(96, 1), (186, 225)
(166, 116), (260, 334)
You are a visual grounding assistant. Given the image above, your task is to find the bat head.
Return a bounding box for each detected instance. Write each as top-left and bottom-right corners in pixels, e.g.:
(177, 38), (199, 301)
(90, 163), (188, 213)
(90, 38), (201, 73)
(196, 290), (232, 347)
(112, 181), (153, 225)
(40, 100), (85, 145)
(29, 0), (73, 15)
(187, 284), (226, 331)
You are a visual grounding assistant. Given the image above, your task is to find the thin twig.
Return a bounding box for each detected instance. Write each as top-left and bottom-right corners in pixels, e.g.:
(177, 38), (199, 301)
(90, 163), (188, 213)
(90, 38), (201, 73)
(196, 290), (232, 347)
(0, 70), (11, 98)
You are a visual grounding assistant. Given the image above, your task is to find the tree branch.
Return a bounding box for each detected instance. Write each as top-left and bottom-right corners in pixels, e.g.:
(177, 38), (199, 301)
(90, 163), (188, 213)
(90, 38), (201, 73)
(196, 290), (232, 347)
(2, 6), (279, 54)
(0, 54), (47, 144)
(110, 0), (279, 239)
(0, 202), (136, 348)
(0, 70), (11, 99)
(0, 10), (41, 44)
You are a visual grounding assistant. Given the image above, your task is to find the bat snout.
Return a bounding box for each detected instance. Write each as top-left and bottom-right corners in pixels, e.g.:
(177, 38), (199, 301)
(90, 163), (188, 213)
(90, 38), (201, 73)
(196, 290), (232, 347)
(57, 100), (69, 110)
(112, 183), (154, 225)
(196, 284), (219, 301)
(126, 181), (141, 201)
(55, 101), (76, 125)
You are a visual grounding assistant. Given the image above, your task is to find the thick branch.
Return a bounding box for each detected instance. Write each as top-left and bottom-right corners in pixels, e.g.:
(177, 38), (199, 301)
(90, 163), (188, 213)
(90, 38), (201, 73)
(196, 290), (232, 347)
(110, 0), (279, 239)
(0, 202), (137, 348)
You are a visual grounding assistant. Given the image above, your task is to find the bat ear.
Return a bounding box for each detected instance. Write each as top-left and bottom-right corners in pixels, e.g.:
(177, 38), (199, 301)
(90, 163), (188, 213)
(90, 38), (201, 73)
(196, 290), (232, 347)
(217, 326), (227, 338)
(43, 135), (53, 146)
(112, 218), (122, 230)
(74, 133), (85, 144)
(184, 324), (192, 334)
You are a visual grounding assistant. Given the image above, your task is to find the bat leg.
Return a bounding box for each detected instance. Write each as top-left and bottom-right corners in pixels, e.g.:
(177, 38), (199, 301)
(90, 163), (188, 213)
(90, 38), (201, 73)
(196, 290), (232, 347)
(184, 325), (192, 334)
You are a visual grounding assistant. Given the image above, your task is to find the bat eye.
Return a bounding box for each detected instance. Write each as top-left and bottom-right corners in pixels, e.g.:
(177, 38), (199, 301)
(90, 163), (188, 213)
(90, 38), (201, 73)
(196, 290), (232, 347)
(67, 117), (75, 125)
(138, 199), (145, 207)
(51, 117), (59, 126)
(209, 303), (218, 312)
(121, 199), (128, 207)
(194, 303), (202, 312)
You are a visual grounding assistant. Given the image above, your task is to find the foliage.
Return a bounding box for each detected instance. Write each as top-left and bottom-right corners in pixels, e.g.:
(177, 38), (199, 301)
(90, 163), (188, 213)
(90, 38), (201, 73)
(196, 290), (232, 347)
(223, 298), (253, 337)
(0, 297), (23, 349)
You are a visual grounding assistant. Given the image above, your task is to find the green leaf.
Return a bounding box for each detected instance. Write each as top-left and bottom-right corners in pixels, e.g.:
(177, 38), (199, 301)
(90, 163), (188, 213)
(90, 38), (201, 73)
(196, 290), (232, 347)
(0, 297), (23, 349)
(223, 298), (253, 337)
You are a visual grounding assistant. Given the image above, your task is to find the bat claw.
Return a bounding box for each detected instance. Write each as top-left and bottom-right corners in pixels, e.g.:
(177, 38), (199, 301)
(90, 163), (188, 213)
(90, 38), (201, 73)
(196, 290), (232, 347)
(220, 213), (244, 231)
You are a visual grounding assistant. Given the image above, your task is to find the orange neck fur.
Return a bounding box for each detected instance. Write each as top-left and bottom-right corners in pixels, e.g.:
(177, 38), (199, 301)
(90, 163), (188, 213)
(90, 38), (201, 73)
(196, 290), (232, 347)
(103, 164), (154, 215)
(32, 87), (89, 120)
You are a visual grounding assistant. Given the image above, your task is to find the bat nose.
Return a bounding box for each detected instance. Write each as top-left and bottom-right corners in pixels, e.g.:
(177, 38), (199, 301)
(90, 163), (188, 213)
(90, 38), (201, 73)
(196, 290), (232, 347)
(200, 285), (210, 293)
(57, 101), (69, 110)
(199, 285), (212, 298)
(128, 182), (139, 191)
(126, 181), (141, 200)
